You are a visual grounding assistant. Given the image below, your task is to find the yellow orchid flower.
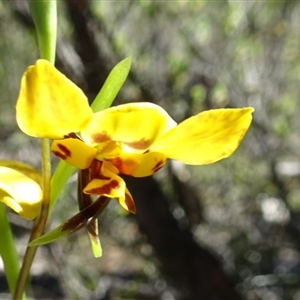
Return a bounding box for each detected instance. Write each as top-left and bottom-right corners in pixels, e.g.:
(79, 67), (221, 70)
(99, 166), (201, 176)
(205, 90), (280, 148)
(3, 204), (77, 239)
(16, 59), (254, 213)
(0, 161), (42, 220)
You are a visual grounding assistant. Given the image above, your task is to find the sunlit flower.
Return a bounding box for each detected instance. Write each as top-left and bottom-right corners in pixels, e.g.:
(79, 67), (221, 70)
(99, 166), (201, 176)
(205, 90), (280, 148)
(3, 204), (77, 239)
(0, 161), (42, 220)
(16, 59), (254, 213)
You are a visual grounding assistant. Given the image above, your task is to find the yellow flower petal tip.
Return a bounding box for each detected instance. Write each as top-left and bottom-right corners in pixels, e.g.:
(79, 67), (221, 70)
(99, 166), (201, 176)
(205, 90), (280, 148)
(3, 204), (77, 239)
(0, 166), (43, 220)
(151, 107), (254, 165)
(16, 59), (93, 139)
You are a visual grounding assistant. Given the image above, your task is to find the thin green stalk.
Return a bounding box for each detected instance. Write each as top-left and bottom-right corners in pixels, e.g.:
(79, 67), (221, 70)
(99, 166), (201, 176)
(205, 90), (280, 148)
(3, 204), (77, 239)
(0, 203), (25, 300)
(14, 139), (52, 300)
(14, 1), (57, 298)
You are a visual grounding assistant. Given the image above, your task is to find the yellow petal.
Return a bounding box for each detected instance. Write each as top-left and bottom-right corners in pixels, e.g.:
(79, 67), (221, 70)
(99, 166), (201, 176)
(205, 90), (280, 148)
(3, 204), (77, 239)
(0, 167), (42, 220)
(151, 108), (254, 165)
(119, 188), (136, 214)
(109, 151), (166, 177)
(0, 160), (42, 186)
(83, 166), (126, 199)
(16, 59), (93, 139)
(51, 138), (97, 169)
(81, 102), (177, 151)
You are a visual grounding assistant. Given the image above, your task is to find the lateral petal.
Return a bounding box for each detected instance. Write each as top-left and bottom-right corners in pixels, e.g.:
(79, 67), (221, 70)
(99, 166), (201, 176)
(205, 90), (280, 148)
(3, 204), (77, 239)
(151, 108), (254, 165)
(0, 166), (42, 220)
(16, 59), (93, 139)
(51, 138), (97, 169)
(81, 102), (177, 151)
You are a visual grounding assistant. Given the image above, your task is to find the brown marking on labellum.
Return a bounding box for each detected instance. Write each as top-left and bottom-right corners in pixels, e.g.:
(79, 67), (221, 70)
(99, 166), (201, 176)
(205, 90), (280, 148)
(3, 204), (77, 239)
(57, 143), (71, 158)
(86, 180), (120, 195)
(91, 132), (110, 143)
(152, 160), (164, 172)
(125, 193), (136, 214)
(123, 138), (151, 150)
(52, 151), (68, 160)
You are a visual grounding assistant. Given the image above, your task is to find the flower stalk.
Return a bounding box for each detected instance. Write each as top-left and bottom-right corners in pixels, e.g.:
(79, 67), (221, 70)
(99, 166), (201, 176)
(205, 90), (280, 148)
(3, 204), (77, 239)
(14, 1), (57, 299)
(13, 140), (52, 300)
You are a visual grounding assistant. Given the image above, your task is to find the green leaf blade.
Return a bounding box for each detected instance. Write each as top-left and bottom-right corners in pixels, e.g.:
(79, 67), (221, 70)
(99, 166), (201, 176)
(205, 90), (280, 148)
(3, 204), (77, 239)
(29, 224), (69, 247)
(91, 57), (132, 113)
(29, 0), (57, 63)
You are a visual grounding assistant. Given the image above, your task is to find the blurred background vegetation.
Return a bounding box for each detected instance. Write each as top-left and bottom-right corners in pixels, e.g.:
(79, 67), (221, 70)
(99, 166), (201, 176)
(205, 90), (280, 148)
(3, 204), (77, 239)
(1, 0), (300, 299)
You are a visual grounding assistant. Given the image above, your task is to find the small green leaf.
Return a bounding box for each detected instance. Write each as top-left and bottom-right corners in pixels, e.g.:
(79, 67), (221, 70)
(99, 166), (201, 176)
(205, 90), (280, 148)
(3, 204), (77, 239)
(29, 223), (70, 247)
(91, 57), (132, 113)
(90, 232), (102, 258)
(30, 196), (110, 256)
(86, 56), (132, 257)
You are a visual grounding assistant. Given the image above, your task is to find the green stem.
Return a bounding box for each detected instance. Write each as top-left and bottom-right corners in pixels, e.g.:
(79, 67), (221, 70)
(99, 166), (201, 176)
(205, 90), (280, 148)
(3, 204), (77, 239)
(13, 139), (52, 300)
(29, 0), (57, 64)
(0, 203), (25, 300)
